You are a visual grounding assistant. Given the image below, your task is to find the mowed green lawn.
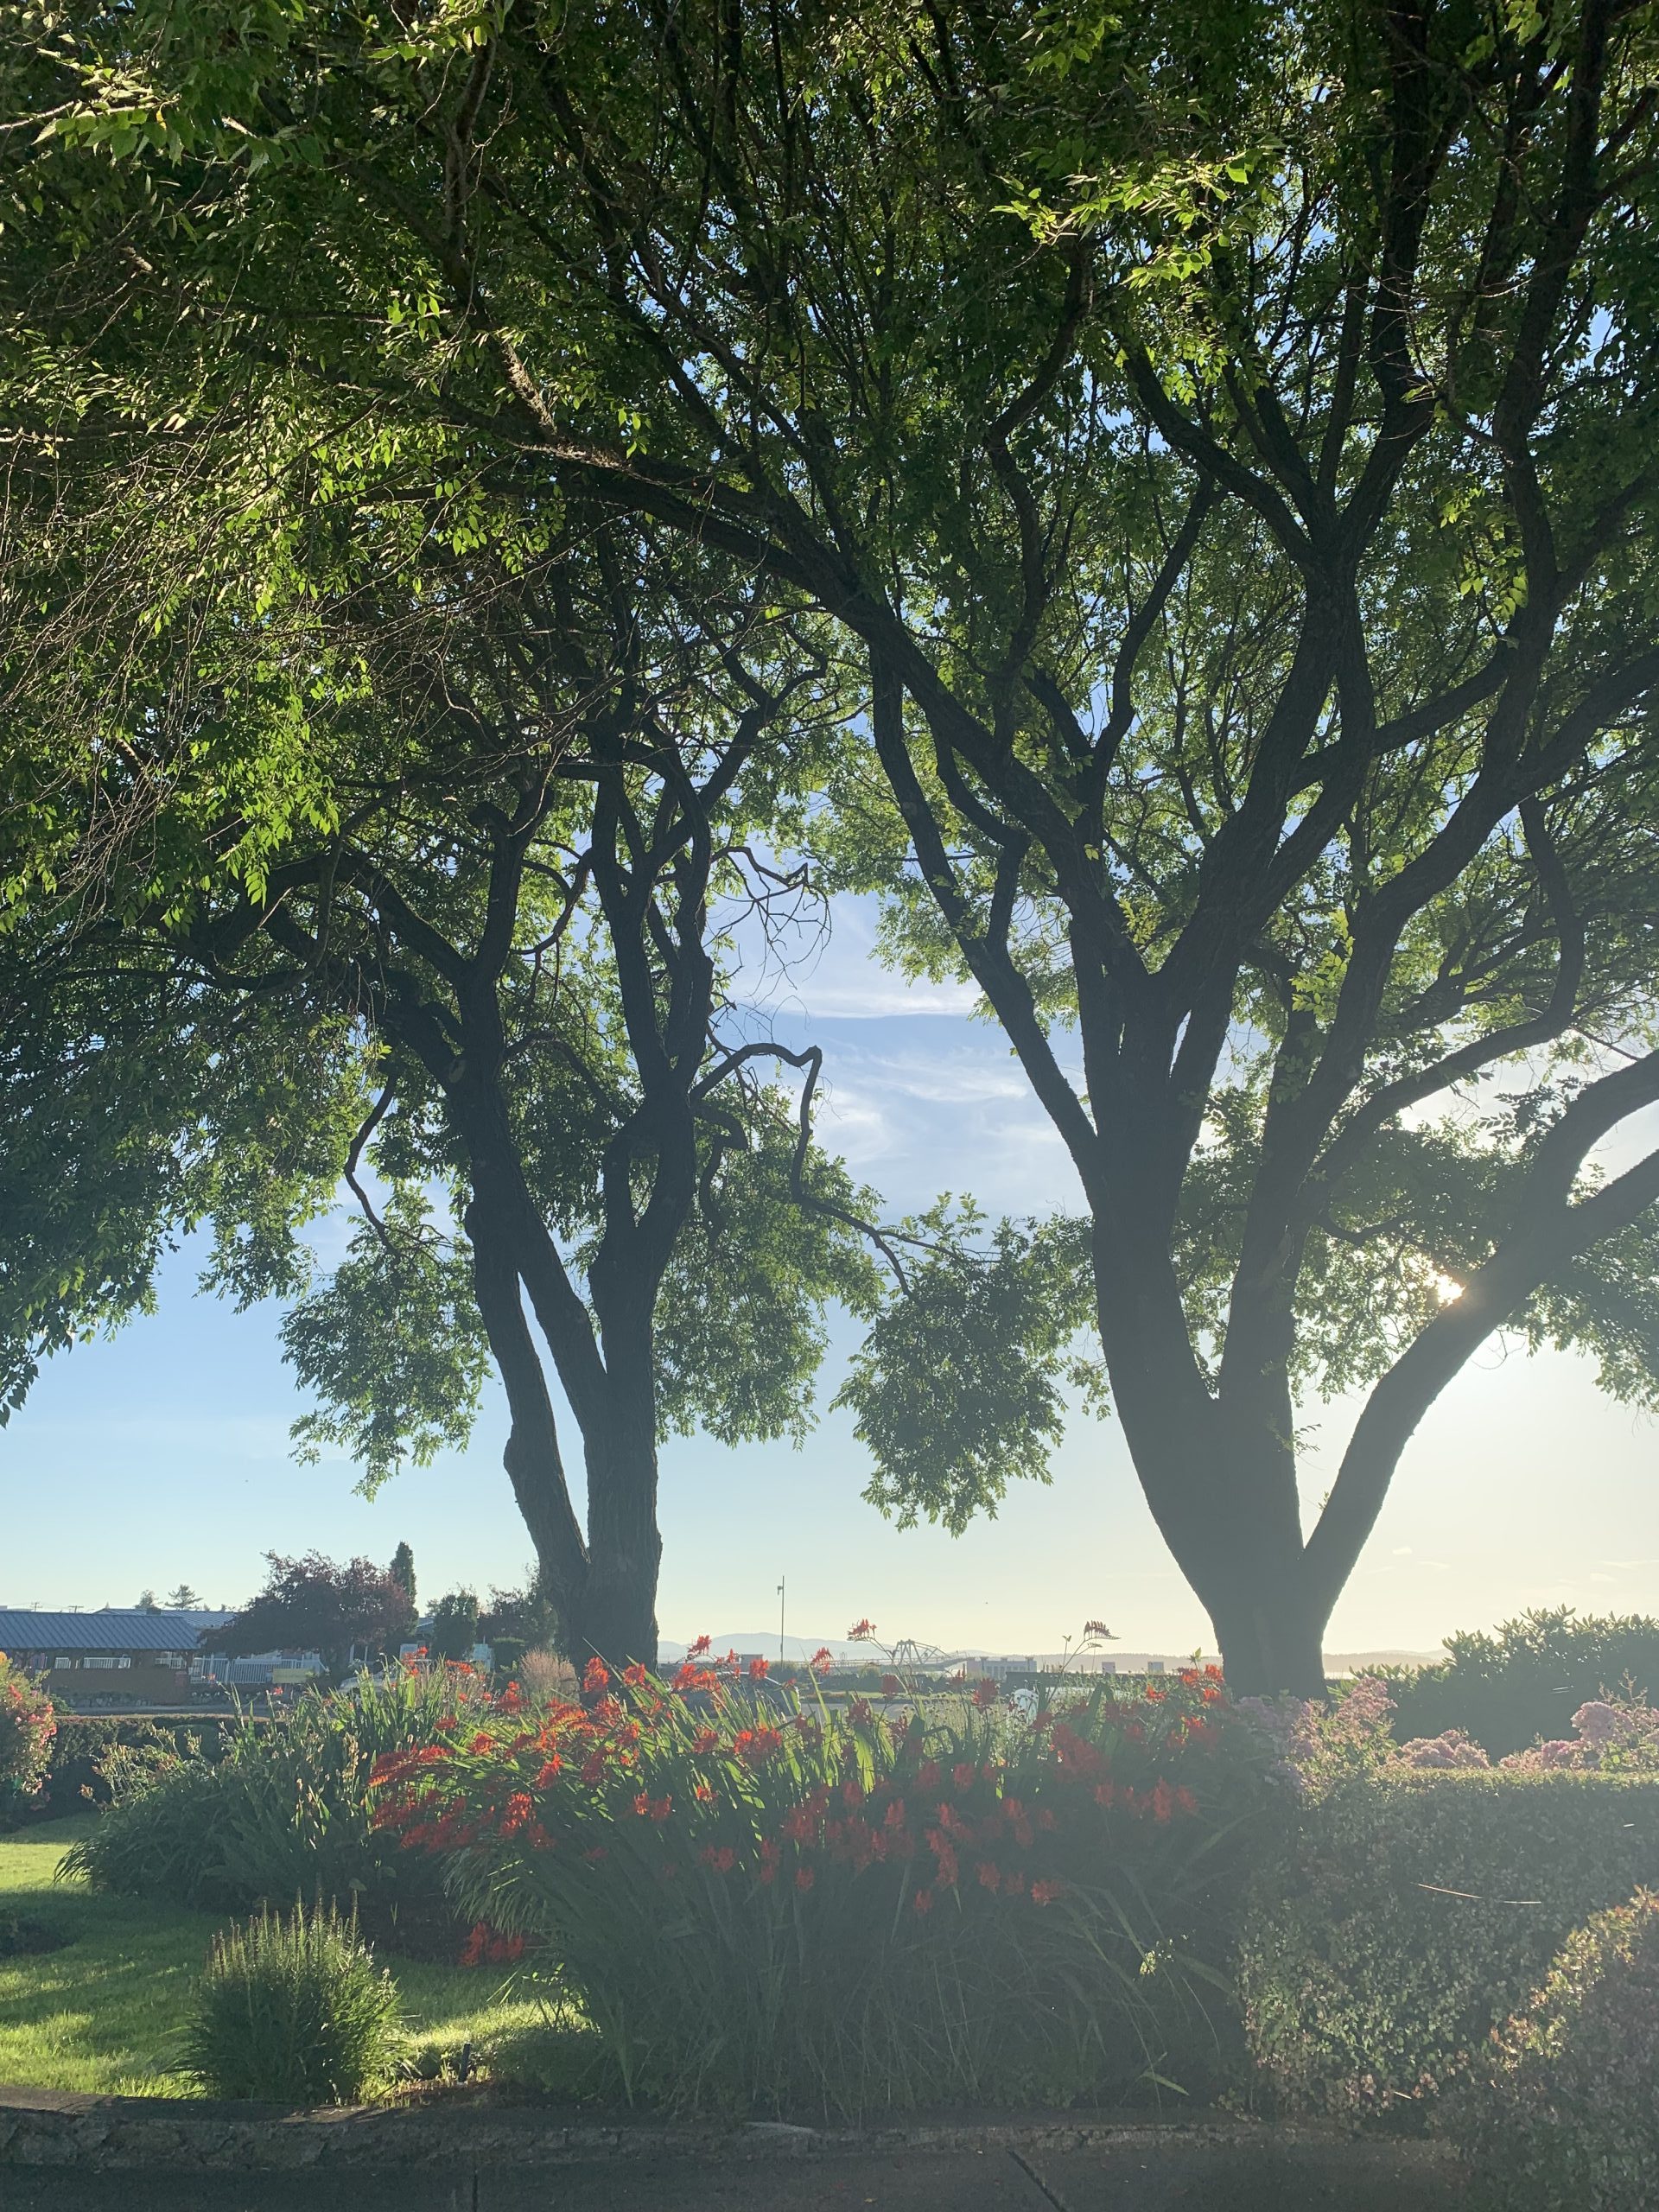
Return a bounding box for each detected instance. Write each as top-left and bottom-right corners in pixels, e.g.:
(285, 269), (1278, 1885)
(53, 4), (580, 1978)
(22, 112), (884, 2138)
(0, 1819), (543, 2096)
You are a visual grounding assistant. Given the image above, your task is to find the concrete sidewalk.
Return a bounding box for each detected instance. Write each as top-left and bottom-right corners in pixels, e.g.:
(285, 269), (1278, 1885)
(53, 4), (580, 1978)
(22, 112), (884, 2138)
(0, 2137), (1461, 2211)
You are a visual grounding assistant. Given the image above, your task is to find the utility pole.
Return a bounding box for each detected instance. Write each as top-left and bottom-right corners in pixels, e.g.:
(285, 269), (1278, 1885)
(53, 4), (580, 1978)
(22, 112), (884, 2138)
(778, 1576), (785, 1666)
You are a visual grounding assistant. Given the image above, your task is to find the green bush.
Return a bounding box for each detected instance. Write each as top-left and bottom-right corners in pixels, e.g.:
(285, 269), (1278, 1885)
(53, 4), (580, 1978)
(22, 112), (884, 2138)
(377, 1661), (1280, 2116)
(38, 1716), (231, 1819)
(185, 1902), (402, 2104)
(1239, 1771), (1659, 2119)
(1452, 1890), (1659, 2210)
(0, 1655), (56, 1814)
(61, 1668), (488, 1952)
(1380, 1609), (1659, 1758)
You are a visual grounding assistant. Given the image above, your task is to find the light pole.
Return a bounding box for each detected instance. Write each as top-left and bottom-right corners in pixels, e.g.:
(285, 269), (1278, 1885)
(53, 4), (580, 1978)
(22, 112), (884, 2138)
(777, 1576), (785, 1666)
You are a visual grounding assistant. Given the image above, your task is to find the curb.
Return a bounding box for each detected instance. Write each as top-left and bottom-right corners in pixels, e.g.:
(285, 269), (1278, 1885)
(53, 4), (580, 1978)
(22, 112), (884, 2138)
(0, 2088), (1460, 2175)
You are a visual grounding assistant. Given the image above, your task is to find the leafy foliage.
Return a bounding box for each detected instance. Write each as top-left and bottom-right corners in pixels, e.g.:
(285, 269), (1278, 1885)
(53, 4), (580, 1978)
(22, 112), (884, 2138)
(1239, 1773), (1659, 2119)
(60, 1669), (488, 1952)
(1454, 1890), (1659, 2212)
(836, 1211), (1103, 1532)
(1380, 1610), (1659, 1760)
(218, 1552), (416, 1675)
(0, 1656), (54, 1805)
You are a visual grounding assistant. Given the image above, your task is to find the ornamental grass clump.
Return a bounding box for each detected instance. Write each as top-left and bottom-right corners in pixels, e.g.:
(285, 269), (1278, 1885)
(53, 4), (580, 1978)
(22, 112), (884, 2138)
(1453, 1890), (1659, 2210)
(372, 1649), (1277, 2116)
(184, 1901), (402, 2104)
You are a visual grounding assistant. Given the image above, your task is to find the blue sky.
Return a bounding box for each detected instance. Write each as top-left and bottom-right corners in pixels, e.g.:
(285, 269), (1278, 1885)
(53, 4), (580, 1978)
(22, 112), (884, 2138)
(6, 899), (1657, 1654)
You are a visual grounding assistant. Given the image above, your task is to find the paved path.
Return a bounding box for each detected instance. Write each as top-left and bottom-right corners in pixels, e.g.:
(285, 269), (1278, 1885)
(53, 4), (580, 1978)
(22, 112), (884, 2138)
(0, 2138), (1460, 2212)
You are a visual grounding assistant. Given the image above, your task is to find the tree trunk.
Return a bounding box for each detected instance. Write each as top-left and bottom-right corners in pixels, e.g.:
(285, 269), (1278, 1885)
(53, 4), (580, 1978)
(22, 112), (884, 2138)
(574, 1328), (664, 1672)
(1206, 1588), (1328, 1700)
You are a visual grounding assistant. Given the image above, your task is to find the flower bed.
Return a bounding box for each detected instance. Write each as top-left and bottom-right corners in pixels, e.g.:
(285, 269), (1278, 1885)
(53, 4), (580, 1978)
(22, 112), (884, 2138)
(372, 1654), (1278, 2116)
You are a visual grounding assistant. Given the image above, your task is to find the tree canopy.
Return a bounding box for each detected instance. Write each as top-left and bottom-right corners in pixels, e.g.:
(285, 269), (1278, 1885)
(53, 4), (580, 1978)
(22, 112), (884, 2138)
(8, 0), (1659, 1687)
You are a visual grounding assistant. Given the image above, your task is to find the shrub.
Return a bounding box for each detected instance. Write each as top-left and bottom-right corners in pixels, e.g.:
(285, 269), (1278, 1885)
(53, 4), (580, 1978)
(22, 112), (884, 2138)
(1238, 1771), (1659, 2120)
(1499, 1694), (1659, 1775)
(62, 1666), (491, 1950)
(1450, 1890), (1659, 2210)
(373, 1656), (1279, 2117)
(1380, 1608), (1659, 1758)
(0, 1655), (55, 1816)
(184, 1902), (402, 2104)
(37, 1716), (229, 1820)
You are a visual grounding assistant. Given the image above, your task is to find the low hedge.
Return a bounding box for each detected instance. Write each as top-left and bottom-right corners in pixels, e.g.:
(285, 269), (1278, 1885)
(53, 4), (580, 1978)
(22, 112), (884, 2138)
(1452, 1889), (1659, 2210)
(1239, 1771), (1659, 2120)
(29, 1715), (241, 1821)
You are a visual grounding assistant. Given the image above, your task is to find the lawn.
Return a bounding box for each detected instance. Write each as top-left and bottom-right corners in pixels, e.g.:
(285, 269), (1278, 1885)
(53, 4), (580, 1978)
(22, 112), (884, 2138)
(0, 1819), (544, 2097)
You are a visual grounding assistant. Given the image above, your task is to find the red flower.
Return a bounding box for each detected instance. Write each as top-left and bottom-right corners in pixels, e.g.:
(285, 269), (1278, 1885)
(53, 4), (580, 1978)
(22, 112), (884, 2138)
(842, 1778), (865, 1809)
(622, 1662), (649, 1688)
(1151, 1780), (1175, 1824)
(699, 1844), (737, 1873)
(849, 1699), (874, 1726)
(747, 1656), (770, 1679)
(1175, 1785), (1198, 1816)
(795, 1866), (815, 1892)
(583, 1657), (610, 1694)
(1030, 1879), (1063, 1906)
(952, 1763), (976, 1792)
(1003, 1871), (1027, 1897)
(470, 1732), (493, 1753)
(912, 1886), (933, 1915)
(689, 1634), (713, 1658)
(1093, 1780), (1116, 1808)
(535, 1757), (563, 1786)
(973, 1679), (998, 1709)
(692, 1728), (719, 1753)
(917, 1760), (941, 1789)
(880, 1674), (901, 1696)
(925, 1833), (959, 1887)
(810, 1647), (834, 1673)
(976, 1861), (1001, 1890)
(849, 1619), (876, 1641)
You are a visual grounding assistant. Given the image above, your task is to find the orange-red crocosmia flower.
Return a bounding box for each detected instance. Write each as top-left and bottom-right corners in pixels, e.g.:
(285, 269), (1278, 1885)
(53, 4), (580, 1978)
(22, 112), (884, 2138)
(795, 1866), (815, 1892)
(880, 1674), (901, 1696)
(1030, 1879), (1063, 1906)
(622, 1662), (649, 1688)
(912, 1886), (933, 1915)
(810, 1647), (834, 1672)
(747, 1656), (770, 1679)
(848, 1619), (875, 1641)
(689, 1634), (713, 1658)
(583, 1657), (610, 1693)
(973, 1679), (998, 1708)
(952, 1763), (976, 1793)
(977, 1861), (1001, 1889)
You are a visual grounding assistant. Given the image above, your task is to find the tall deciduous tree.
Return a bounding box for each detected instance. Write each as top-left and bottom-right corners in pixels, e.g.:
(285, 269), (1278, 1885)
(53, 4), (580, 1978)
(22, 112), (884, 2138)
(1, 442), (885, 1665)
(12, 0), (1659, 1687)
(219, 1551), (416, 1675)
